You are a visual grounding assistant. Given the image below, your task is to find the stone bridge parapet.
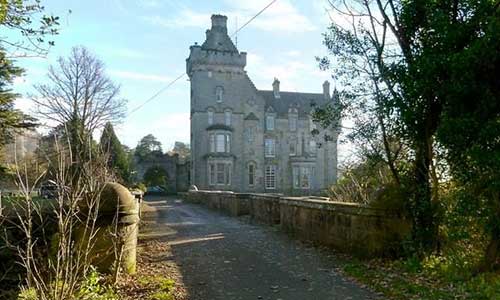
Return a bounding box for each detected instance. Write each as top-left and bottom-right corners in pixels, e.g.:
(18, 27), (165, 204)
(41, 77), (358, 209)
(180, 190), (411, 257)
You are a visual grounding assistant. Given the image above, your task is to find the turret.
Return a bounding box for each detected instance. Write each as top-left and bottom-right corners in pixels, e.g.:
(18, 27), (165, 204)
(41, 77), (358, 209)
(273, 78), (280, 99)
(186, 14), (247, 76)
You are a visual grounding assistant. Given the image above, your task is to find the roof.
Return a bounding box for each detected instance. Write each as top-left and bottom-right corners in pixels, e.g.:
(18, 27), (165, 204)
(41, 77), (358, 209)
(257, 90), (330, 118)
(244, 112), (259, 121)
(201, 29), (238, 53)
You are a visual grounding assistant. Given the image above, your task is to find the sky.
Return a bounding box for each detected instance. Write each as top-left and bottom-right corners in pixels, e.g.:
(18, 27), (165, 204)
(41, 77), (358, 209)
(11, 0), (349, 157)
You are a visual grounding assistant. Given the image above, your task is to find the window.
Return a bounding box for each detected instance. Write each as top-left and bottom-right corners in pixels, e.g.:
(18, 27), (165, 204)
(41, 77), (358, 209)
(224, 110), (231, 126)
(209, 164), (216, 185)
(216, 134), (226, 152)
(215, 86), (224, 102)
(289, 140), (296, 156)
(266, 115), (275, 131)
(216, 163), (225, 184)
(293, 166), (300, 188)
(208, 162), (232, 186)
(289, 116), (297, 131)
(309, 117), (317, 131)
(208, 110), (214, 125)
(293, 166), (313, 189)
(289, 108), (298, 131)
(265, 138), (275, 157)
(248, 164), (255, 186)
(265, 165), (276, 189)
(245, 126), (254, 143)
(209, 134), (215, 152)
(225, 134), (231, 152)
(301, 167), (311, 188)
(225, 165), (231, 185)
(210, 133), (230, 153)
(309, 140), (317, 154)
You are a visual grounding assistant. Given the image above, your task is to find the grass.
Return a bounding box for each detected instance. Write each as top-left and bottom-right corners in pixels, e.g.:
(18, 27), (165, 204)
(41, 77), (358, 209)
(136, 275), (176, 300)
(339, 256), (500, 300)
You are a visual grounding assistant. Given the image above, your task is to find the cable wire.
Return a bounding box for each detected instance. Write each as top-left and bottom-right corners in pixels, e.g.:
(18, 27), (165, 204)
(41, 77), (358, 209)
(127, 0), (278, 116)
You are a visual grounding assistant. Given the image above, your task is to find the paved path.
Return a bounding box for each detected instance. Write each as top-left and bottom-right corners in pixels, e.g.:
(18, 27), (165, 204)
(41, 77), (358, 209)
(144, 196), (379, 300)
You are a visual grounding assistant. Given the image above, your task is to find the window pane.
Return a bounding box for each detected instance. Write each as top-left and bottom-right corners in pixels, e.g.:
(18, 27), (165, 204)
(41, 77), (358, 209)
(290, 140), (296, 156)
(266, 115), (274, 130)
(265, 139), (275, 157)
(225, 111), (231, 125)
(225, 134), (231, 153)
(293, 166), (299, 188)
(209, 134), (215, 152)
(289, 116), (297, 131)
(208, 111), (214, 125)
(216, 134), (225, 152)
(309, 140), (316, 154)
(265, 165), (276, 189)
(209, 164), (215, 185)
(216, 86), (223, 102)
(216, 163), (225, 184)
(248, 164), (255, 186)
(225, 164), (231, 185)
(301, 167), (310, 189)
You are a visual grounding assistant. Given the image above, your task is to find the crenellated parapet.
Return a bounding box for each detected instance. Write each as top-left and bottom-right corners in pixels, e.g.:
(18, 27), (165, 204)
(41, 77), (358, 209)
(186, 46), (247, 75)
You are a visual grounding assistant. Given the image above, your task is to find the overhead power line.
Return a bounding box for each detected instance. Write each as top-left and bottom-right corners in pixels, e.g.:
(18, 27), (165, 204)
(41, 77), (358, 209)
(127, 0), (278, 116)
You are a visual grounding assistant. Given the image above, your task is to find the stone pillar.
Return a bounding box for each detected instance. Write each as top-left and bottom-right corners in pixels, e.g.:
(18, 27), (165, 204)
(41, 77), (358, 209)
(75, 182), (139, 274)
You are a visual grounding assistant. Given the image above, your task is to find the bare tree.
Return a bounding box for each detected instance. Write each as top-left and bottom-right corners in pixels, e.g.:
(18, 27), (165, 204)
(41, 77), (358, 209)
(31, 46), (126, 167)
(32, 46), (126, 133)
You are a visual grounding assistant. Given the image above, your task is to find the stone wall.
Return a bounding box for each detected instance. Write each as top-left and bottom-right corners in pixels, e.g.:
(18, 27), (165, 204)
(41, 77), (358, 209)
(182, 190), (411, 257)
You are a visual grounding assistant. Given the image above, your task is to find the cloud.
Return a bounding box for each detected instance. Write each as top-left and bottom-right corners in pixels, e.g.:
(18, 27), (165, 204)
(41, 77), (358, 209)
(143, 10), (209, 29)
(108, 70), (172, 83)
(143, 0), (315, 33)
(246, 53), (329, 92)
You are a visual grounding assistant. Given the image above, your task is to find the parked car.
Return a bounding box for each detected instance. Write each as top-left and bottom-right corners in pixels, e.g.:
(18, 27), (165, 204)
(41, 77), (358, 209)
(39, 180), (59, 199)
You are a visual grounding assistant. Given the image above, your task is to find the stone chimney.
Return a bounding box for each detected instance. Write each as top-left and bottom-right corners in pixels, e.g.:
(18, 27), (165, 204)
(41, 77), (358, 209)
(211, 14), (228, 33)
(323, 80), (330, 99)
(273, 78), (280, 99)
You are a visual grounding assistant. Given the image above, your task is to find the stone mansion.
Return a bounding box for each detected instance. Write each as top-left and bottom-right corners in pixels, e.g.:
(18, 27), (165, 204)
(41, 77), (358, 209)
(187, 15), (338, 195)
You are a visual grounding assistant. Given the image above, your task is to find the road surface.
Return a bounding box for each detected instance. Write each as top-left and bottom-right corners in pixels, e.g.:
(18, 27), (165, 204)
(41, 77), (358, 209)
(143, 196), (379, 300)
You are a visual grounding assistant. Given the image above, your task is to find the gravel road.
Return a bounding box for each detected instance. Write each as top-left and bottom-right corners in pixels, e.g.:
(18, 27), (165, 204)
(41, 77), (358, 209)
(145, 196), (380, 300)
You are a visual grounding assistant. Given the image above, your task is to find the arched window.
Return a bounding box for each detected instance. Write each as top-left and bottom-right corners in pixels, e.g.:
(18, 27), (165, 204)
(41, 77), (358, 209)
(215, 86), (224, 103)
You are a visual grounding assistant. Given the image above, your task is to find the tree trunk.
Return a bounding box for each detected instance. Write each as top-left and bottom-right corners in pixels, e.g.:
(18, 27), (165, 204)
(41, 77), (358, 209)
(411, 137), (438, 254)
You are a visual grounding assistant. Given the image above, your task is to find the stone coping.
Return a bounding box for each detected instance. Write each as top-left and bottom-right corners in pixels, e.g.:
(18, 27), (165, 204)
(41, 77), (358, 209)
(188, 190), (404, 217)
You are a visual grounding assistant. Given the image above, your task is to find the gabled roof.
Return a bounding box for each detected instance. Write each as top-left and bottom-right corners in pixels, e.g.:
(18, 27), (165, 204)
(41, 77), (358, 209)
(257, 90), (329, 118)
(244, 112), (259, 121)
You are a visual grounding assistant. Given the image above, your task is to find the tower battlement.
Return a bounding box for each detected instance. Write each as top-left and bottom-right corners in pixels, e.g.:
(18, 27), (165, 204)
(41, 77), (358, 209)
(186, 45), (247, 75)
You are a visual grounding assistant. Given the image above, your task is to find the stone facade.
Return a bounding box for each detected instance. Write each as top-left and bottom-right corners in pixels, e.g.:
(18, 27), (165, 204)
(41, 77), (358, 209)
(187, 15), (339, 195)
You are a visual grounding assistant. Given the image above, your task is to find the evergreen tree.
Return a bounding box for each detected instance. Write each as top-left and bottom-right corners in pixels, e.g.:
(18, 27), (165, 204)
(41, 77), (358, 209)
(135, 134), (163, 161)
(100, 122), (130, 183)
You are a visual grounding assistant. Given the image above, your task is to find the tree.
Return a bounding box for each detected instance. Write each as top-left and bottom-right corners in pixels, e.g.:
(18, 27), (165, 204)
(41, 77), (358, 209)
(143, 165), (168, 188)
(135, 134), (162, 161)
(32, 46), (126, 166)
(168, 141), (190, 161)
(100, 122), (130, 184)
(0, 0), (59, 57)
(319, 0), (500, 261)
(0, 0), (59, 171)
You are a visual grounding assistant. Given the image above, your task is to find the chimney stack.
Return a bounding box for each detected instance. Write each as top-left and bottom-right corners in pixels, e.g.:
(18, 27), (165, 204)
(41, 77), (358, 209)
(273, 78), (280, 99)
(323, 80), (330, 99)
(211, 14), (228, 33)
